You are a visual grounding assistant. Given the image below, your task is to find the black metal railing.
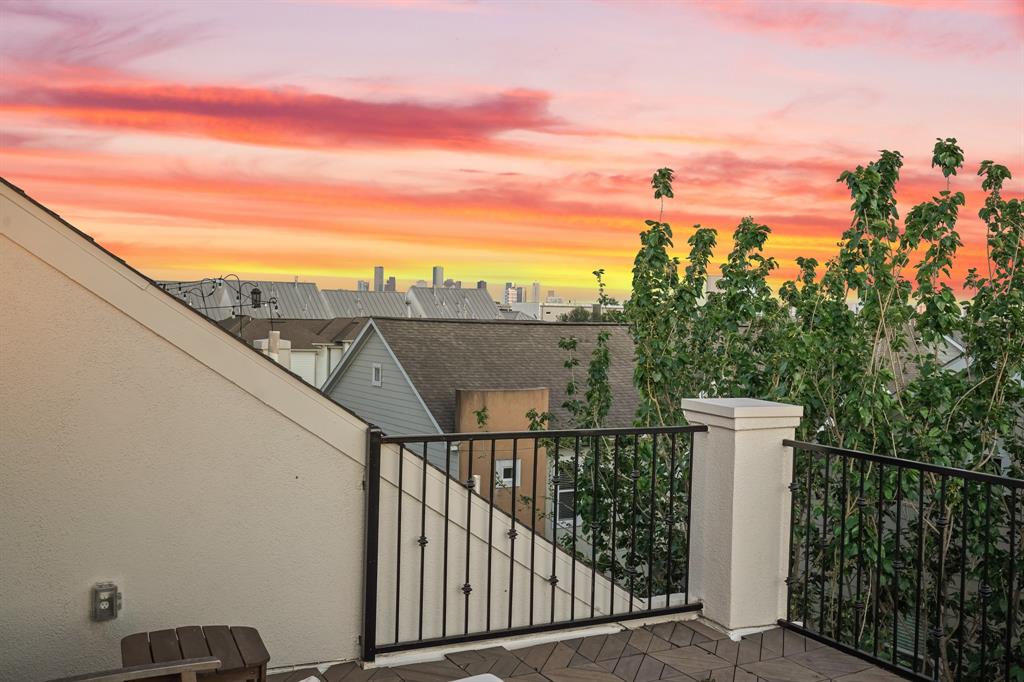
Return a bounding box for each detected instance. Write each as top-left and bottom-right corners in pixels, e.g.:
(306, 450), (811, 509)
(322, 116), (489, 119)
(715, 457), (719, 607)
(782, 440), (1023, 682)
(361, 424), (706, 660)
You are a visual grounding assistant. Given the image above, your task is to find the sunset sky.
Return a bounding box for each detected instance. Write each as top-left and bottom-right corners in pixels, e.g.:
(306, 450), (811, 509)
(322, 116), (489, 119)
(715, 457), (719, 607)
(1, 0), (1021, 301)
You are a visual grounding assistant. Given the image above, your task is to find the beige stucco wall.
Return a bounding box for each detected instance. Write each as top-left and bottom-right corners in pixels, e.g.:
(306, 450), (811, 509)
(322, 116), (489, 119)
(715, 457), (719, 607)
(454, 388), (550, 529)
(0, 188), (370, 681)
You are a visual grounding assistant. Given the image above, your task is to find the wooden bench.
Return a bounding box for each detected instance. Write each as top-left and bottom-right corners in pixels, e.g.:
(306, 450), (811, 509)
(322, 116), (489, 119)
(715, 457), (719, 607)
(121, 626), (269, 682)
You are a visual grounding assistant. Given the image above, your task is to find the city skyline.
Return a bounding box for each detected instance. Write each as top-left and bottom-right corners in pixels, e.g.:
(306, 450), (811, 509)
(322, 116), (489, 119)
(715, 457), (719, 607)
(347, 264), (560, 302)
(1, 1), (1021, 299)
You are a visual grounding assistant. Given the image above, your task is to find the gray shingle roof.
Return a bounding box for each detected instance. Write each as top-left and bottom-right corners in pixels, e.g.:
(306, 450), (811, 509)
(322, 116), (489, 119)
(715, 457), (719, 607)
(407, 286), (501, 319)
(218, 317), (367, 349)
(369, 318), (639, 431)
(321, 290), (410, 317)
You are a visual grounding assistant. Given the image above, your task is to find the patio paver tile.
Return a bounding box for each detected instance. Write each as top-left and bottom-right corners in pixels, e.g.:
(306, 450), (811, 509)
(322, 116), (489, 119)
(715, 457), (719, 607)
(741, 657), (828, 682)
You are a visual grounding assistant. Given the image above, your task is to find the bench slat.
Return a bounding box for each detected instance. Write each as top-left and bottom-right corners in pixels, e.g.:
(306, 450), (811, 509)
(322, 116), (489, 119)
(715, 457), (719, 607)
(120, 633), (153, 666)
(148, 629), (182, 663)
(175, 627), (209, 660)
(230, 626), (270, 667)
(48, 656), (220, 682)
(203, 626), (244, 671)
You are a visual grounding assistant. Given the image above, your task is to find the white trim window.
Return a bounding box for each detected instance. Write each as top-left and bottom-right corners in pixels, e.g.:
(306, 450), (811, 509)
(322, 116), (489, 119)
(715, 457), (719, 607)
(495, 459), (521, 488)
(371, 362), (382, 387)
(555, 487), (580, 528)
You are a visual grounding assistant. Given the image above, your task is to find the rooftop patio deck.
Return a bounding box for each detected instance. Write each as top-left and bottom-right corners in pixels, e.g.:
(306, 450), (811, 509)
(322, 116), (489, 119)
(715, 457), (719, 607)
(269, 618), (901, 682)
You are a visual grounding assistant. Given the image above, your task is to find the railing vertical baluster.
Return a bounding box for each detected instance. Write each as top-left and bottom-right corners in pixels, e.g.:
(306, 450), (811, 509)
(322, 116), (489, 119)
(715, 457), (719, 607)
(418, 441), (428, 640)
(980, 482), (993, 678)
(628, 434), (640, 614)
(667, 433), (678, 604)
(486, 439), (495, 632)
(529, 437), (538, 627)
(647, 433), (658, 607)
(820, 451), (831, 633)
(463, 440), (473, 635)
(913, 470), (925, 672)
(892, 466), (903, 666)
(395, 444), (405, 643)
(570, 435), (580, 620)
(550, 436), (561, 624)
(803, 448), (813, 626)
(1006, 487), (1017, 682)
(957, 479), (969, 680)
(873, 463), (884, 658)
(610, 435), (620, 614)
(361, 427), (382, 663)
(442, 440), (451, 637)
(590, 435), (599, 618)
(507, 438), (517, 630)
(933, 475), (949, 679)
(838, 457), (849, 642)
(856, 457), (866, 651)
(684, 431), (695, 604)
(786, 437), (798, 622)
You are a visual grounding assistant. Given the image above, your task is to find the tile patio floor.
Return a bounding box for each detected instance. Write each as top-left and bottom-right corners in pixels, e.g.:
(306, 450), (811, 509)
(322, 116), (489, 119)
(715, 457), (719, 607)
(269, 619), (902, 682)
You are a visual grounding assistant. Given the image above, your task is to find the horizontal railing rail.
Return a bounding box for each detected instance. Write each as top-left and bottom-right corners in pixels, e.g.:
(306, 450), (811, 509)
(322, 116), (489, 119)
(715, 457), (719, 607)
(782, 439), (1022, 682)
(381, 424), (707, 444)
(783, 440), (1024, 488)
(363, 424), (706, 660)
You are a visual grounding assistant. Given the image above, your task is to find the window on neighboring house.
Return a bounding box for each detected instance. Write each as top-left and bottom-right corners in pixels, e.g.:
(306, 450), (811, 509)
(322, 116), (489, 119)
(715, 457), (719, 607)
(555, 488), (580, 527)
(371, 363), (382, 387)
(495, 459), (520, 487)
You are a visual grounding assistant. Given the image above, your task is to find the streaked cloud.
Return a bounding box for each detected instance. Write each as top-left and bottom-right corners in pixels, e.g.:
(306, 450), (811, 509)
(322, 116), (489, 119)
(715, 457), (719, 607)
(0, 0), (1019, 298)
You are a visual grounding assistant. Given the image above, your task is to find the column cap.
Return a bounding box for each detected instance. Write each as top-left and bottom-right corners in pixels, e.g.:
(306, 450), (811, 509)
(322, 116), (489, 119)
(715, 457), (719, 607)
(681, 398), (802, 431)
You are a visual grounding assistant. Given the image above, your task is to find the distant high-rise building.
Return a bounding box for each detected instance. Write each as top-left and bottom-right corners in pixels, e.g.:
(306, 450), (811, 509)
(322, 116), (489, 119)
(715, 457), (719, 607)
(357, 280), (370, 292)
(385, 276), (397, 292)
(476, 280), (487, 290)
(432, 266), (444, 288)
(531, 282), (540, 303)
(504, 286), (517, 306)
(515, 286), (525, 304)
(415, 279), (429, 288)
(373, 266), (385, 292)
(443, 278), (462, 289)
(504, 281), (513, 292)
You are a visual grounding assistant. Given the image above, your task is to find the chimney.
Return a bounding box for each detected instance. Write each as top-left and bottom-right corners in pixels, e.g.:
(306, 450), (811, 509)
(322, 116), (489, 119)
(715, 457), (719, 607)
(254, 330), (292, 370)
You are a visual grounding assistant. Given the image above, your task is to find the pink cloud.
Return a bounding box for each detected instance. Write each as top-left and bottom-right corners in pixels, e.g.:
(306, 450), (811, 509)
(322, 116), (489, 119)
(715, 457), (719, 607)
(1, 79), (561, 152)
(0, 0), (208, 69)
(694, 0), (1021, 58)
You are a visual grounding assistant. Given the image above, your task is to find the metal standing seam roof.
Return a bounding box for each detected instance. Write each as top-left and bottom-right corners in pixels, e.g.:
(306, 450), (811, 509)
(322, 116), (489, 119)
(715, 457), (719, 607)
(247, 281), (333, 319)
(406, 286), (502, 319)
(321, 290), (410, 317)
(156, 279), (333, 319)
(155, 280), (235, 321)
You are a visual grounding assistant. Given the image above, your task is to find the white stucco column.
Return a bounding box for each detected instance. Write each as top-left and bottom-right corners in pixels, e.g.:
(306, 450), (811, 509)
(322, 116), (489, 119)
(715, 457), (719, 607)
(681, 398), (803, 631)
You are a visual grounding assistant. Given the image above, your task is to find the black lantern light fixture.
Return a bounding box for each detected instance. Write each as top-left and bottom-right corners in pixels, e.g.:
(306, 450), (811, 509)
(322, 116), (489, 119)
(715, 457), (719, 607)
(160, 275), (279, 337)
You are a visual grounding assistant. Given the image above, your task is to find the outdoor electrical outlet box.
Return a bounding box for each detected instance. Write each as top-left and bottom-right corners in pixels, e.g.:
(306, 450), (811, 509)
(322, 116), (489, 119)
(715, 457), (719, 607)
(92, 582), (122, 621)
